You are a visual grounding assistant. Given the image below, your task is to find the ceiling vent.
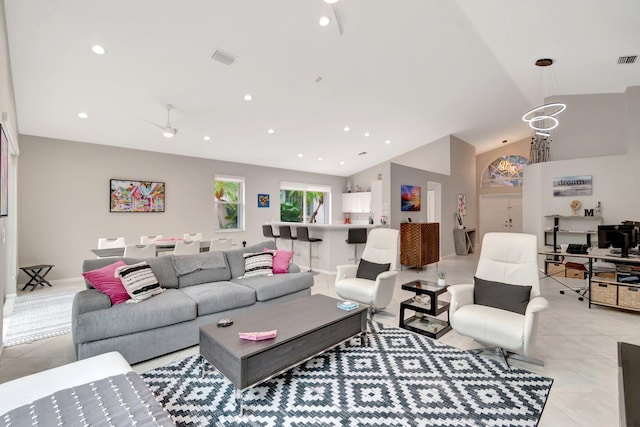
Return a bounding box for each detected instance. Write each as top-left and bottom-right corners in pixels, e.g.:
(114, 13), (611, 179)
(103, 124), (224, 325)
(617, 55), (637, 64)
(211, 49), (237, 65)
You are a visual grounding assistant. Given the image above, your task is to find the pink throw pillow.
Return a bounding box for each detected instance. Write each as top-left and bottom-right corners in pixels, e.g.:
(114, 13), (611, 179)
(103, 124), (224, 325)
(264, 248), (294, 274)
(82, 260), (130, 304)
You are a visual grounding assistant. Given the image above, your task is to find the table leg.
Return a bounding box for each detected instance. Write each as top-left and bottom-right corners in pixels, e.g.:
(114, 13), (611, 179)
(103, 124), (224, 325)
(235, 388), (244, 416)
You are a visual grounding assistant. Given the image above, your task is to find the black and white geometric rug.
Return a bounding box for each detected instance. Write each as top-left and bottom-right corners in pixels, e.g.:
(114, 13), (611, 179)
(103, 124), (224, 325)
(142, 321), (553, 427)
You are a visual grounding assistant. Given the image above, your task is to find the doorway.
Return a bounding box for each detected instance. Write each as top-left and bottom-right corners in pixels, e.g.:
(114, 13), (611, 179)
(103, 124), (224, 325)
(479, 194), (522, 241)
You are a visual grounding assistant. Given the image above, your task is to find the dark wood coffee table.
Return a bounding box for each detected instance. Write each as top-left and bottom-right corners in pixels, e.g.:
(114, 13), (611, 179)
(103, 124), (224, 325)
(199, 294), (368, 413)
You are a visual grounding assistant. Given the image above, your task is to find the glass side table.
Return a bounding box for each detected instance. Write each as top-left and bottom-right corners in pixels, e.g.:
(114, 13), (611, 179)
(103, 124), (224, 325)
(399, 279), (451, 339)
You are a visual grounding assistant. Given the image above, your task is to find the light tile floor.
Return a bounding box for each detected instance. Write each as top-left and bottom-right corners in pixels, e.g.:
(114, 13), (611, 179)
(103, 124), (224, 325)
(2, 253), (637, 426)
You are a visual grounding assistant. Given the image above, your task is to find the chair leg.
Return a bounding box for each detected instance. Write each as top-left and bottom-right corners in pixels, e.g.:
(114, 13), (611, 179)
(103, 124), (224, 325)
(469, 347), (544, 369)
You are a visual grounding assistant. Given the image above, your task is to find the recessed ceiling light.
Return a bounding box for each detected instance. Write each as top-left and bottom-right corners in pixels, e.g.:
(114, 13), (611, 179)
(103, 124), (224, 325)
(319, 16), (331, 27)
(297, 153), (304, 158)
(244, 94), (253, 101)
(204, 136), (211, 141)
(340, 161), (345, 165)
(77, 112), (88, 119)
(324, 0), (339, 3)
(91, 45), (106, 55)
(364, 132), (370, 137)
(343, 126), (350, 132)
(385, 139), (391, 144)
(268, 129), (275, 134)
(318, 157), (323, 161)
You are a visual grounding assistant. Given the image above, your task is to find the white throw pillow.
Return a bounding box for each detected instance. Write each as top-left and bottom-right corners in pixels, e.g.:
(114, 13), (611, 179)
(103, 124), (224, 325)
(242, 252), (274, 278)
(115, 261), (165, 303)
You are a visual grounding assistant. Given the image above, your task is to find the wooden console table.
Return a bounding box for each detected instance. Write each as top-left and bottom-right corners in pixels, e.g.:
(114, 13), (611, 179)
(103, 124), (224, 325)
(453, 228), (476, 255)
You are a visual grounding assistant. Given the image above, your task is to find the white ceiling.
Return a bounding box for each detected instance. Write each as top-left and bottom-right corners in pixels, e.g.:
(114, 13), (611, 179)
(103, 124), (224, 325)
(5, 0), (640, 177)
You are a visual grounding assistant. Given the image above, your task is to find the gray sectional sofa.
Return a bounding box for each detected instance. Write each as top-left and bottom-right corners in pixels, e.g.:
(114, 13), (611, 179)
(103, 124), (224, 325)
(73, 241), (314, 364)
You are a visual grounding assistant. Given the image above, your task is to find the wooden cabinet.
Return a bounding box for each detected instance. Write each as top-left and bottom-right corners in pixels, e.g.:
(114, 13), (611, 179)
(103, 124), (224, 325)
(341, 192), (371, 213)
(400, 222), (440, 270)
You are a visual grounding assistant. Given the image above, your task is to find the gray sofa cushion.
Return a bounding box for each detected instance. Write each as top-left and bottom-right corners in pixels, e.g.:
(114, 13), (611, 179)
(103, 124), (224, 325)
(180, 281), (256, 316)
(232, 271), (313, 301)
(73, 289), (196, 343)
(82, 257), (179, 289)
(227, 240), (277, 278)
(176, 253), (232, 288)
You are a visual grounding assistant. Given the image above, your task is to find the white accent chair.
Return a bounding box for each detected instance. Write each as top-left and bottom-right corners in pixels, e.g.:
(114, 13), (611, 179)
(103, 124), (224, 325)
(173, 240), (201, 255)
(448, 232), (549, 368)
(124, 243), (156, 258)
(335, 228), (399, 314)
(183, 233), (203, 242)
(209, 237), (233, 251)
(140, 235), (163, 244)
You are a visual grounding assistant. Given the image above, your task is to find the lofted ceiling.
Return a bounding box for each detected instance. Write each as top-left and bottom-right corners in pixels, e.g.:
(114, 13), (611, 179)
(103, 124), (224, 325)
(4, 0), (640, 177)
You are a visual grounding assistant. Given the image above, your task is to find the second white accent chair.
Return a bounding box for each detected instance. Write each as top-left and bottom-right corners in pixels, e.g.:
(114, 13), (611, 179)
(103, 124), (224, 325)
(448, 232), (549, 368)
(209, 238), (233, 251)
(173, 240), (201, 255)
(335, 228), (400, 314)
(140, 235), (163, 244)
(123, 244), (156, 258)
(183, 233), (203, 242)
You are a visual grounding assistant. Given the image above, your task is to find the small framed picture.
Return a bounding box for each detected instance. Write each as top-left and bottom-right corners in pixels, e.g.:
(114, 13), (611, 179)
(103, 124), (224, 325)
(258, 194), (270, 208)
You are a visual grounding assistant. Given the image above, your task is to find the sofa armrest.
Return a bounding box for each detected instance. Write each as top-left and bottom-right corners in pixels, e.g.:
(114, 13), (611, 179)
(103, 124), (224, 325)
(72, 289), (111, 316)
(287, 263), (301, 273)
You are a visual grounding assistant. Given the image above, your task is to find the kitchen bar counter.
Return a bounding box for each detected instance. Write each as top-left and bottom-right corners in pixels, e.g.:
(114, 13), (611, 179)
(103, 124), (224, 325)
(266, 222), (389, 273)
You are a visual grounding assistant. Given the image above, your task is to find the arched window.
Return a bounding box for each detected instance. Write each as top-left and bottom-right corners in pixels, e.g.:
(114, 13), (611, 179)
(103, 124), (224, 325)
(481, 155), (530, 188)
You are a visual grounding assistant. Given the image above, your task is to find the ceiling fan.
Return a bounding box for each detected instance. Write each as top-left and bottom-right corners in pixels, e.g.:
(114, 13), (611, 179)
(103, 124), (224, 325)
(148, 104), (178, 138)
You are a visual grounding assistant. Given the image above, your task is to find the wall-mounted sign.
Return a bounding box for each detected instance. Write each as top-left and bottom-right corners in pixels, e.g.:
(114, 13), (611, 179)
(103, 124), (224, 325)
(552, 175), (592, 197)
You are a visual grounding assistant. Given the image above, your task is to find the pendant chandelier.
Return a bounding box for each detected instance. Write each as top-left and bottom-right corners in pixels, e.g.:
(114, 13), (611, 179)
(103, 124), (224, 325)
(522, 58), (566, 137)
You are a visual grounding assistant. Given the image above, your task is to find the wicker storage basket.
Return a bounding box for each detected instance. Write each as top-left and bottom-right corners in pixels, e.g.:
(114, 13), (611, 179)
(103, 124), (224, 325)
(591, 282), (617, 305)
(618, 285), (640, 310)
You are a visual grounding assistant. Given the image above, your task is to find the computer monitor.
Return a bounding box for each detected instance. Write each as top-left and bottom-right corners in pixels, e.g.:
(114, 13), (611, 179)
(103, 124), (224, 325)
(598, 225), (637, 256)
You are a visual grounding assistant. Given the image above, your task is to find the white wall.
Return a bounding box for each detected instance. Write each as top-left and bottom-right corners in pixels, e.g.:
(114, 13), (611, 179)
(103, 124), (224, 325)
(0, 1), (20, 356)
(17, 136), (346, 282)
(548, 92), (627, 161)
(524, 154), (639, 243)
(392, 135), (451, 176)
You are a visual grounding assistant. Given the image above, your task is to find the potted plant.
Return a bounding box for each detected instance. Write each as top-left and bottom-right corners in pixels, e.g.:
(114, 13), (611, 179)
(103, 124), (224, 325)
(437, 271), (447, 287)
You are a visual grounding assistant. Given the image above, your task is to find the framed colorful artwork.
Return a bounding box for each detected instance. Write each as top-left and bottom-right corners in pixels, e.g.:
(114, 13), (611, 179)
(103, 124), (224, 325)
(258, 194), (270, 208)
(401, 185), (421, 211)
(110, 179), (165, 212)
(458, 194), (466, 216)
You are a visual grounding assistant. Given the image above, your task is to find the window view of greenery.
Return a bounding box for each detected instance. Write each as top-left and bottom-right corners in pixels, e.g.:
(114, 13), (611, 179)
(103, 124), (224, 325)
(280, 188), (328, 223)
(214, 179), (243, 230)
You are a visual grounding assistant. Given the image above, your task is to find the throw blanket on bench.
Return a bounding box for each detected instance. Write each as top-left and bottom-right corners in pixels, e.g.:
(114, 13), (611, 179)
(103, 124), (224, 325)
(0, 372), (174, 427)
(172, 252), (226, 276)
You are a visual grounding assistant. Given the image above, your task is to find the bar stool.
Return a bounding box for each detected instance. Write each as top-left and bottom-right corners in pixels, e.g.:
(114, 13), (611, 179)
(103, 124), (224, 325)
(296, 226), (322, 272)
(262, 225), (280, 245)
(346, 228), (368, 264)
(279, 225), (297, 252)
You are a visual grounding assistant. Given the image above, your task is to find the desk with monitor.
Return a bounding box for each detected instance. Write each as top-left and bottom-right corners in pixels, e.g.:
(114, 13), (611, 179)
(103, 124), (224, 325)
(540, 247), (640, 311)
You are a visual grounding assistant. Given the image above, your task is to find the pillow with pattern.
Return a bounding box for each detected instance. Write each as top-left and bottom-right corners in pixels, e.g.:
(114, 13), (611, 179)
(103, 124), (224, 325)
(115, 261), (165, 303)
(242, 252), (274, 278)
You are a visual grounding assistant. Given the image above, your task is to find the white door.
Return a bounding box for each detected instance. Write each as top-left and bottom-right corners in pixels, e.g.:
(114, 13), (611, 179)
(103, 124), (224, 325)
(479, 195), (523, 241)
